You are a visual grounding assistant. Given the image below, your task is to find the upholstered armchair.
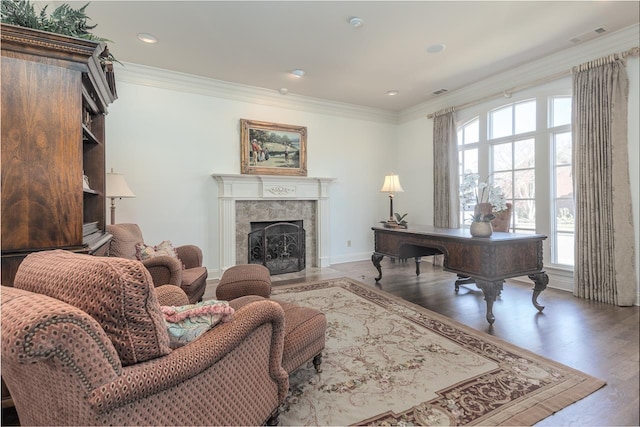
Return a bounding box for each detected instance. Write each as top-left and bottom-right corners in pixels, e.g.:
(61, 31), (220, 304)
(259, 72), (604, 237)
(1, 250), (289, 426)
(107, 223), (207, 303)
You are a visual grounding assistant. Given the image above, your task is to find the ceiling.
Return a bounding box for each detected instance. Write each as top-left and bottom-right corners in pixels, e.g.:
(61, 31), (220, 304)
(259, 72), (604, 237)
(74, 1), (639, 112)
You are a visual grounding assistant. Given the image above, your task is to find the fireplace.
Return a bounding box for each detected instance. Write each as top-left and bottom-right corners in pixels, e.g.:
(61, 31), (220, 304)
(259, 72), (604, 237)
(249, 220), (305, 274)
(212, 174), (334, 274)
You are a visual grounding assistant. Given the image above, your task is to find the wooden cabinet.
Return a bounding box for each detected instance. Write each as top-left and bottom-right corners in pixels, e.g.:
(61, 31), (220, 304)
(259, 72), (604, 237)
(1, 24), (117, 285)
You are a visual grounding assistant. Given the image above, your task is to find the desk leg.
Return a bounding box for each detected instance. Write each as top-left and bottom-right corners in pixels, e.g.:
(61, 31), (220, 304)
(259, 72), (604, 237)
(475, 279), (501, 324)
(414, 257), (422, 276)
(528, 272), (549, 312)
(372, 253), (384, 282)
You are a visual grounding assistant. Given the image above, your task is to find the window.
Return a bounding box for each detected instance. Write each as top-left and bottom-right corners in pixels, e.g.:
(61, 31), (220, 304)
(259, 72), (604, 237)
(457, 92), (574, 268)
(550, 96), (574, 266)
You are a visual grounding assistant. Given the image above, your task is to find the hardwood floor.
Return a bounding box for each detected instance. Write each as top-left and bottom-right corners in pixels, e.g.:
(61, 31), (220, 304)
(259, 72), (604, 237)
(265, 258), (640, 426)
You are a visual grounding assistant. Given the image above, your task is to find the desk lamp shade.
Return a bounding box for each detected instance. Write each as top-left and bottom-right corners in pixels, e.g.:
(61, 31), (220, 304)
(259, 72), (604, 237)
(380, 174), (404, 222)
(106, 169), (135, 224)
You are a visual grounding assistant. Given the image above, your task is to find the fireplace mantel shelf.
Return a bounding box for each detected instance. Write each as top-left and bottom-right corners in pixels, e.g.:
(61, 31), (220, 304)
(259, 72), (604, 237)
(212, 174), (335, 272)
(212, 174), (335, 200)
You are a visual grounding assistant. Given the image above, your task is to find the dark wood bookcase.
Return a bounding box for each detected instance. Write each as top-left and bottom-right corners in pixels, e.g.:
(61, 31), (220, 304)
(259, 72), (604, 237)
(1, 24), (118, 285)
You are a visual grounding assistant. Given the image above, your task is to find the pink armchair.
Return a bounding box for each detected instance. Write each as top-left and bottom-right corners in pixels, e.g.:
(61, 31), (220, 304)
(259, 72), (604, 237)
(1, 250), (288, 426)
(107, 223), (207, 304)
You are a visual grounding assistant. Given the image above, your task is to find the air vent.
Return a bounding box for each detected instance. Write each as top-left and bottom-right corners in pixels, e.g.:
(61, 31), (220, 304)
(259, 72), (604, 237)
(569, 26), (609, 44)
(433, 88), (448, 95)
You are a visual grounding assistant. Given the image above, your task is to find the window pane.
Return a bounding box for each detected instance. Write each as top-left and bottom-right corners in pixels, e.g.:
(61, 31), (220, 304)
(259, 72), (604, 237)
(493, 171), (512, 199)
(457, 129), (463, 146)
(463, 119), (479, 144)
(554, 132), (572, 165)
(463, 149), (478, 174)
(490, 106), (512, 139)
(556, 203), (575, 232)
(492, 143), (512, 171)
(552, 97), (571, 127)
(514, 200), (536, 230)
(555, 165), (573, 198)
(514, 138), (535, 168)
(515, 100), (536, 134)
(556, 233), (574, 265)
(514, 169), (535, 198)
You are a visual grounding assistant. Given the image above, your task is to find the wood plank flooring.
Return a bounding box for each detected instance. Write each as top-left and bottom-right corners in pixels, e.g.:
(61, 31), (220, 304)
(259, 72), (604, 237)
(266, 258), (640, 426)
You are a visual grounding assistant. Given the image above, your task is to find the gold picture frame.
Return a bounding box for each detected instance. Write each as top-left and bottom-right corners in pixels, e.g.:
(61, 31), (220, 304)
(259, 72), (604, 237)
(240, 119), (307, 176)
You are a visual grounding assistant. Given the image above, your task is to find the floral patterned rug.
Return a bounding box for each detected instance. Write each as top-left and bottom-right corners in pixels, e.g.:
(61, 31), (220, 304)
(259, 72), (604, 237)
(272, 278), (605, 426)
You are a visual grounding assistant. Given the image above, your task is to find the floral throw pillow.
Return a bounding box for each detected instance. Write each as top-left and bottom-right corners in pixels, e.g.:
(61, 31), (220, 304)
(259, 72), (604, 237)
(136, 240), (179, 261)
(160, 300), (235, 348)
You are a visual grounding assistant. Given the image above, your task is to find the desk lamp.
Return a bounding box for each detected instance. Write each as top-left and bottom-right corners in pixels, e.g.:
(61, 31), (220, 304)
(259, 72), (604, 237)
(380, 173), (404, 228)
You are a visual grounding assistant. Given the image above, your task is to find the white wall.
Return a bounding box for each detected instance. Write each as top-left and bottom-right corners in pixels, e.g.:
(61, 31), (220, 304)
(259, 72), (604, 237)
(106, 71), (397, 277)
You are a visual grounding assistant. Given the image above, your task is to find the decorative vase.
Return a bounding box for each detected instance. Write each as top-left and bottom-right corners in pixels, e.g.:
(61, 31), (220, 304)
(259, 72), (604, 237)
(470, 221), (493, 237)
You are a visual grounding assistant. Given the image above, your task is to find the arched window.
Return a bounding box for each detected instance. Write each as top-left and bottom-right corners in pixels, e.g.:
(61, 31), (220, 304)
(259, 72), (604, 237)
(457, 84), (574, 268)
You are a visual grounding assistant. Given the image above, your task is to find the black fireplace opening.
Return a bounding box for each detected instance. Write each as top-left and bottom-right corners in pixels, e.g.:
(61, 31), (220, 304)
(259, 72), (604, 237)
(248, 220), (306, 275)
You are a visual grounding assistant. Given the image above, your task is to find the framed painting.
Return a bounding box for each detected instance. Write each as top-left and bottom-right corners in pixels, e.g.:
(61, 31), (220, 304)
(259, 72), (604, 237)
(240, 119), (307, 176)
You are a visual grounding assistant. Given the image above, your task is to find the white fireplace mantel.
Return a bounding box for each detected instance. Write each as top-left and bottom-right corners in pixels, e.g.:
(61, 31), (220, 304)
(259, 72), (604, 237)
(212, 174), (335, 271)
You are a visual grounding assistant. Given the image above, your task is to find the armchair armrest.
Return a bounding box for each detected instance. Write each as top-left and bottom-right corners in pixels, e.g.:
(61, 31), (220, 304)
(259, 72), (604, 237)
(155, 284), (190, 306)
(88, 299), (289, 414)
(1, 287), (122, 404)
(141, 256), (183, 286)
(175, 245), (203, 269)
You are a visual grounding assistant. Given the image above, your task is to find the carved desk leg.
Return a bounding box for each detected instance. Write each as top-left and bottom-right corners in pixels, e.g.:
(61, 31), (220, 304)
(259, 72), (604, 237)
(475, 279), (502, 324)
(528, 271), (549, 312)
(414, 256), (422, 276)
(372, 253), (384, 282)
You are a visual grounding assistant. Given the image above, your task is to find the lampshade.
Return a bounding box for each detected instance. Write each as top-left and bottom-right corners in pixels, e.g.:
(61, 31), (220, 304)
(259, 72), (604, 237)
(106, 170), (135, 198)
(380, 174), (404, 194)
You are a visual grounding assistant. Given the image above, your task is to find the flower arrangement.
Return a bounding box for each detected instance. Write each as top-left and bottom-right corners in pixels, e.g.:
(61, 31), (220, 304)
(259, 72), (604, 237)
(459, 173), (508, 222)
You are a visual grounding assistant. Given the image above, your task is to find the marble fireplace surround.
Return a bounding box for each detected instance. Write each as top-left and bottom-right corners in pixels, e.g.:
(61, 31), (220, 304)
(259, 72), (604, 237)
(212, 174), (334, 272)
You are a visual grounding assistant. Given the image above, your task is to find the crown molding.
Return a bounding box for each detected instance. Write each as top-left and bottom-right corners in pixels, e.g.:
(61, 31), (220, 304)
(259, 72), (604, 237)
(114, 62), (399, 124)
(113, 23), (638, 127)
(399, 24), (640, 123)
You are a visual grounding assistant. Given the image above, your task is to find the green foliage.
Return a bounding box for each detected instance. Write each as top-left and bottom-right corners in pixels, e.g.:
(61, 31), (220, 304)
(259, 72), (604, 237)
(1, 1), (117, 63)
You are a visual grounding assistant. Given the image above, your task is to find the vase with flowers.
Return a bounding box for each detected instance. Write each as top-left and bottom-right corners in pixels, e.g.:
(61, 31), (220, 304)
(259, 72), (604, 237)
(460, 173), (508, 237)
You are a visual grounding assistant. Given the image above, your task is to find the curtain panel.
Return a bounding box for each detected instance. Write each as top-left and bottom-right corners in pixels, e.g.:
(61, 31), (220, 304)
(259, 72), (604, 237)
(572, 56), (637, 306)
(432, 109), (459, 229)
(432, 109), (459, 267)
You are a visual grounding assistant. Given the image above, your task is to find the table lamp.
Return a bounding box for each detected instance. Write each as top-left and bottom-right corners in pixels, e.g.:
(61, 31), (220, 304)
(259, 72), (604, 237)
(380, 173), (404, 227)
(106, 169), (135, 225)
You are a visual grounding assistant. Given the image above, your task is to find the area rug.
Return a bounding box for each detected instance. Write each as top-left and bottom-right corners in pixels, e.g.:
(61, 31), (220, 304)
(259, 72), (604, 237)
(271, 278), (605, 426)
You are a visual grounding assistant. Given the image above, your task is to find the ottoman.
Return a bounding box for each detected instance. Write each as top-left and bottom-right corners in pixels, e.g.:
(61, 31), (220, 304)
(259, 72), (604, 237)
(218, 264), (327, 374)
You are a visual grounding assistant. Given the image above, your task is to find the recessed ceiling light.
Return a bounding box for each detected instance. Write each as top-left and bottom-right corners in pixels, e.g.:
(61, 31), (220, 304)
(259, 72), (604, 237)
(290, 69), (305, 78)
(426, 43), (446, 54)
(137, 33), (158, 44)
(279, 88), (289, 95)
(349, 17), (364, 28)
(386, 90), (399, 96)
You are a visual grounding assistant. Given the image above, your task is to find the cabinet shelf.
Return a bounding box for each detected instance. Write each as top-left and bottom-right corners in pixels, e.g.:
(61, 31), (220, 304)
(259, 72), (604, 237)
(82, 124), (101, 145)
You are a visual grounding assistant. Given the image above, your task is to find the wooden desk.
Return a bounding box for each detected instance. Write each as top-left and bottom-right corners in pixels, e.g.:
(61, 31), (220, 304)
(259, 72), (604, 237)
(371, 225), (549, 324)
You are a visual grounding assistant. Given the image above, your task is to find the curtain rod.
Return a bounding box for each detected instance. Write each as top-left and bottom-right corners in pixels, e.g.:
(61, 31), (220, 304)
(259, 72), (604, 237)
(427, 46), (639, 119)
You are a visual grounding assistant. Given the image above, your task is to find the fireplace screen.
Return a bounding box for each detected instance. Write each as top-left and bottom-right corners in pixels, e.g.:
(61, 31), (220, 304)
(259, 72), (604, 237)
(248, 221), (305, 275)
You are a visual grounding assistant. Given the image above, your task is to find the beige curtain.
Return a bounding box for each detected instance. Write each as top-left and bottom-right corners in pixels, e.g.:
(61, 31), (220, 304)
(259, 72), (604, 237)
(433, 108), (459, 228)
(572, 55), (637, 306)
(432, 109), (459, 265)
